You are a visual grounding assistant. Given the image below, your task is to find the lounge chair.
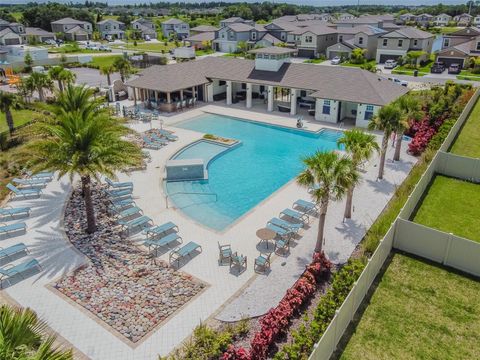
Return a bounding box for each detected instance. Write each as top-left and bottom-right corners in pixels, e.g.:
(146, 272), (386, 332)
(229, 252), (247, 272)
(280, 208), (309, 224)
(0, 258), (41, 288)
(274, 238), (290, 253)
(254, 253), (271, 273)
(218, 242), (232, 264)
(266, 222), (294, 239)
(0, 207), (31, 219)
(169, 241), (202, 267)
(149, 134), (169, 146)
(268, 217), (302, 232)
(308, 184), (321, 194)
(277, 104), (291, 113)
(142, 136), (163, 150)
(292, 199), (319, 214)
(0, 243), (28, 262)
(105, 178), (133, 190)
(105, 188), (132, 199)
(0, 222), (27, 236)
(143, 221), (178, 239)
(26, 171), (54, 180)
(118, 216), (153, 234)
(115, 206), (143, 219)
(13, 178), (49, 188)
(158, 129), (178, 141)
(144, 232), (183, 256)
(7, 183), (42, 199)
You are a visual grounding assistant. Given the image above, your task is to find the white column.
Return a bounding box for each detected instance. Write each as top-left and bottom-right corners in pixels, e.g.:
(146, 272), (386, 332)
(290, 88), (297, 116)
(246, 83), (252, 108)
(133, 87), (137, 105)
(267, 85), (274, 112)
(226, 81), (232, 105)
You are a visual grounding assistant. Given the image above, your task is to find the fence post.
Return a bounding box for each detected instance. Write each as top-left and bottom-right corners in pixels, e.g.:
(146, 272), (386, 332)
(332, 309), (340, 353)
(443, 233), (453, 265)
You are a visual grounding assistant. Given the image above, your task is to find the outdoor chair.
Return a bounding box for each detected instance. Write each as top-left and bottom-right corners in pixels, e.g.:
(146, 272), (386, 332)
(25, 171), (53, 181)
(0, 243), (28, 262)
(169, 241), (202, 267)
(105, 178), (133, 190)
(266, 222), (294, 239)
(142, 136), (164, 150)
(143, 221), (178, 239)
(0, 258), (41, 288)
(274, 238), (290, 254)
(218, 242), (232, 264)
(176, 101), (182, 111)
(144, 232), (183, 256)
(254, 253), (271, 273)
(158, 129), (178, 141)
(229, 252), (247, 272)
(149, 134), (169, 146)
(109, 199), (136, 214)
(105, 188), (133, 199)
(117, 216), (153, 235)
(268, 217), (303, 232)
(0, 222), (27, 236)
(115, 206), (143, 219)
(292, 199), (319, 215)
(6, 184), (42, 199)
(12, 178), (48, 188)
(0, 207), (31, 220)
(280, 208), (309, 224)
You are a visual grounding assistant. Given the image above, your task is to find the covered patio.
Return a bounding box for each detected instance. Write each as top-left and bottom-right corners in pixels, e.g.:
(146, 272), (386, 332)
(130, 85), (206, 112)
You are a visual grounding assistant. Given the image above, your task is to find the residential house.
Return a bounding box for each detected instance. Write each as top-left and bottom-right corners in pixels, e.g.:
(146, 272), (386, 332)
(454, 13), (473, 26)
(291, 24), (337, 58)
(326, 25), (387, 60)
(23, 27), (56, 44)
(437, 27), (480, 67)
(338, 13), (355, 21)
(131, 18), (157, 40)
(334, 15), (394, 30)
(415, 13), (434, 27)
(161, 18), (190, 40)
(219, 17), (254, 28)
(376, 27), (434, 63)
(190, 25), (219, 35)
(441, 26), (480, 49)
(185, 31), (215, 50)
(97, 19), (125, 40)
(474, 15), (480, 26)
(0, 19), (25, 45)
(125, 46), (408, 128)
(50, 17), (92, 41)
(263, 21), (300, 44)
(397, 13), (416, 24)
(434, 13), (452, 27)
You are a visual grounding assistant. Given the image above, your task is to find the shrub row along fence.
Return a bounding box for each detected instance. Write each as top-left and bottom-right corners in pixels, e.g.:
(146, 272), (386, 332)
(308, 89), (480, 360)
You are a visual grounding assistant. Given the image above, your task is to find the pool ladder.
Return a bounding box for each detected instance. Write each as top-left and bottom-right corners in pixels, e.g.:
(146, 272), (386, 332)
(165, 192), (218, 208)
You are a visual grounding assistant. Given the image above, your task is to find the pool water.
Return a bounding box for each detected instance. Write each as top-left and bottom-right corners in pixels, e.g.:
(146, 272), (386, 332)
(172, 140), (231, 165)
(166, 114), (343, 230)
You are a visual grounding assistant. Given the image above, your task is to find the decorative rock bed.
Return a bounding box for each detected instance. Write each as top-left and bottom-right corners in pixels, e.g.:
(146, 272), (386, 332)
(54, 185), (206, 343)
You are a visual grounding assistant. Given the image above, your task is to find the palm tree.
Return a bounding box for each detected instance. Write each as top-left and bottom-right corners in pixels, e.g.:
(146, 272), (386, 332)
(48, 66), (64, 92)
(113, 57), (133, 83)
(0, 92), (20, 135)
(337, 129), (379, 218)
(0, 304), (72, 360)
(100, 65), (115, 87)
(297, 151), (358, 252)
(22, 85), (143, 233)
(393, 95), (422, 161)
(368, 104), (401, 180)
(25, 72), (53, 102)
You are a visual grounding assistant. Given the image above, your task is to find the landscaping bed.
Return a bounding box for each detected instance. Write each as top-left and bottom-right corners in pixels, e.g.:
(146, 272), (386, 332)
(413, 175), (480, 243)
(450, 96), (480, 158)
(336, 252), (480, 360)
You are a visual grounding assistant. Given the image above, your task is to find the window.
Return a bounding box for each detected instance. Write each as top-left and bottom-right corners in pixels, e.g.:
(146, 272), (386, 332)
(358, 36), (364, 45)
(364, 105), (374, 120)
(443, 38), (450, 47)
(251, 32), (257, 40)
(476, 42), (480, 51)
(305, 35), (313, 43)
(413, 39), (418, 46)
(339, 35), (343, 42)
(219, 80), (226, 86)
(322, 100), (331, 115)
(383, 38), (388, 46)
(281, 33), (285, 40)
(398, 39), (403, 47)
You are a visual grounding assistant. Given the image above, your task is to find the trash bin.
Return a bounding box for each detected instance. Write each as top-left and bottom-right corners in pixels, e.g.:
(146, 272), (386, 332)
(413, 69), (418, 77)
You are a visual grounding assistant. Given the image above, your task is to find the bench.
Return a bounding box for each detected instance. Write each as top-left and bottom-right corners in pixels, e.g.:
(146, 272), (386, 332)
(169, 241), (202, 267)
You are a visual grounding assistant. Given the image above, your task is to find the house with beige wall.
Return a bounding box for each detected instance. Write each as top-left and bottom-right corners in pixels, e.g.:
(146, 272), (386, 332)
(376, 27), (434, 63)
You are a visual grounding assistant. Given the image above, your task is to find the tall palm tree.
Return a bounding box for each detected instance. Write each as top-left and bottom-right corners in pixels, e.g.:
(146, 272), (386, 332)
(54, 84), (103, 118)
(0, 92), (20, 135)
(297, 151), (358, 252)
(21, 85), (142, 233)
(0, 304), (72, 360)
(113, 57), (133, 83)
(25, 72), (53, 102)
(100, 65), (115, 86)
(393, 95), (422, 161)
(368, 104), (400, 180)
(48, 66), (64, 92)
(337, 129), (379, 218)
(58, 69), (76, 92)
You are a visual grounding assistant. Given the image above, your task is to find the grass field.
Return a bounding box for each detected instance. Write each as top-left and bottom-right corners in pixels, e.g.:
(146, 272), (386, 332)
(413, 175), (480, 243)
(338, 253), (480, 360)
(0, 109), (39, 134)
(90, 55), (123, 68)
(112, 41), (177, 53)
(450, 97), (480, 158)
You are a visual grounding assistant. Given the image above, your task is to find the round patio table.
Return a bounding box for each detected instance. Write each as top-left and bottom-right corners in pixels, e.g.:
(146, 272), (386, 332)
(256, 228), (276, 249)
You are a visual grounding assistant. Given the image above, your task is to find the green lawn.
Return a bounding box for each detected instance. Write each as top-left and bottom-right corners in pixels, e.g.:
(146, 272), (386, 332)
(303, 58), (325, 64)
(432, 26), (463, 34)
(90, 55), (123, 68)
(0, 109), (39, 134)
(339, 253), (480, 360)
(341, 60), (376, 68)
(112, 41), (177, 53)
(450, 98), (480, 158)
(413, 175), (480, 243)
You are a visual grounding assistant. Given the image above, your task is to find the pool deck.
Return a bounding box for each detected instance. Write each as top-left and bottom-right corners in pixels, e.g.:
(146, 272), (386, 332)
(1, 105), (417, 360)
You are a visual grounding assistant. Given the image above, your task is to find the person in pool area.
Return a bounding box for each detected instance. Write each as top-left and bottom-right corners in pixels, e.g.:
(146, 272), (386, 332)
(297, 117), (304, 128)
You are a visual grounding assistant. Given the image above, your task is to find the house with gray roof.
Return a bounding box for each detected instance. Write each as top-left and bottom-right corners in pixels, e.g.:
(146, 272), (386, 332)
(437, 27), (480, 68)
(291, 24), (337, 58)
(213, 22), (268, 53)
(0, 19), (25, 45)
(97, 19), (125, 40)
(51, 17), (92, 41)
(434, 13), (452, 27)
(219, 17), (254, 28)
(131, 18), (157, 40)
(126, 47), (408, 128)
(23, 27), (56, 44)
(161, 18), (190, 40)
(327, 25), (387, 60)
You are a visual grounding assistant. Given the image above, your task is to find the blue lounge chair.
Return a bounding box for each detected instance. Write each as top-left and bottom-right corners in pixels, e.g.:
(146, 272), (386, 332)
(144, 233), (183, 255)
(26, 171), (53, 180)
(169, 241), (202, 266)
(0, 258), (41, 288)
(292, 199), (319, 214)
(274, 238), (290, 253)
(158, 129), (178, 141)
(105, 178), (133, 190)
(109, 198), (135, 213)
(0, 243), (28, 261)
(268, 217), (303, 232)
(142, 136), (163, 150)
(0, 207), (31, 219)
(7, 184), (42, 199)
(149, 134), (169, 146)
(106, 188), (132, 198)
(280, 208), (309, 224)
(266, 222), (294, 239)
(13, 178), (49, 188)
(0, 222), (27, 236)
(143, 221), (178, 239)
(118, 216), (153, 234)
(116, 206), (143, 219)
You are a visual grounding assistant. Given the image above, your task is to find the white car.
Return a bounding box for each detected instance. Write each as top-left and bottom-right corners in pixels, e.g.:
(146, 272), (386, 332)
(388, 77), (408, 87)
(384, 59), (398, 69)
(98, 45), (112, 52)
(330, 56), (341, 65)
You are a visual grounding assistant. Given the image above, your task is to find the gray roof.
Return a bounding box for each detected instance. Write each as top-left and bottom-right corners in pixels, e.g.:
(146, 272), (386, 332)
(269, 20), (301, 32)
(222, 17), (245, 23)
(258, 33), (283, 45)
(227, 23), (254, 32)
(25, 27), (54, 36)
(51, 17), (90, 25)
(249, 46), (296, 55)
(162, 18), (185, 25)
(381, 26), (434, 39)
(191, 25), (219, 32)
(337, 25), (386, 36)
(64, 25), (88, 34)
(97, 19), (124, 25)
(291, 24), (337, 36)
(126, 57), (408, 105)
(185, 31), (215, 42)
(0, 28), (17, 37)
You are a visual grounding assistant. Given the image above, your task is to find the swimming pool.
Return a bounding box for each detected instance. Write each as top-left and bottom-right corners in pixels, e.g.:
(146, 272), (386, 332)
(166, 114), (343, 231)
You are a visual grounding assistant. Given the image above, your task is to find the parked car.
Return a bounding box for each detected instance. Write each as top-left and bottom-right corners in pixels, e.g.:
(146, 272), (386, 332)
(448, 63), (461, 74)
(98, 45), (112, 52)
(431, 61), (445, 74)
(44, 39), (57, 46)
(330, 56), (341, 65)
(388, 77), (408, 87)
(384, 59), (398, 69)
(145, 35), (151, 41)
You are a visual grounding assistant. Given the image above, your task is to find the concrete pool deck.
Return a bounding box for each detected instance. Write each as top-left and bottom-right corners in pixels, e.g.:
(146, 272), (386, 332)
(2, 105), (417, 359)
